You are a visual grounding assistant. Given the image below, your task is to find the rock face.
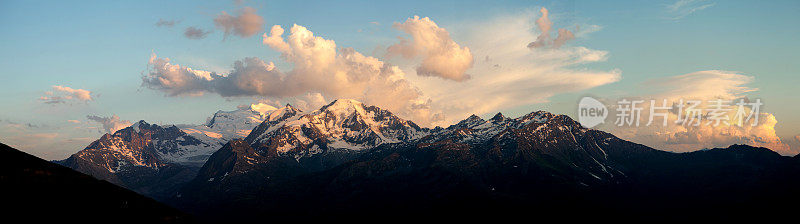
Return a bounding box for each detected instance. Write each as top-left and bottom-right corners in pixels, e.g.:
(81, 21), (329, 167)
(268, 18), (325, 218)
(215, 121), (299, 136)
(58, 121), (208, 197)
(57, 105), (282, 198)
(172, 102), (800, 221)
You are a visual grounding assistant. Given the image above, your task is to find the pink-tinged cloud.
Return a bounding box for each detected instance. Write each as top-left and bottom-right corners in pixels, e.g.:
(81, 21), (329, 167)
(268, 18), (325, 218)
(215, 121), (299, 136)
(416, 10), (620, 126)
(606, 70), (794, 155)
(214, 7), (264, 39)
(528, 7), (576, 49)
(387, 16), (474, 81)
(40, 85), (93, 104)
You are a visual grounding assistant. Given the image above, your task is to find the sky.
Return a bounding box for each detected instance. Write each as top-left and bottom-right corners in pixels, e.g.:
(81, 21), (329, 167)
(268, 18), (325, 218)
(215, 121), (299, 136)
(1, 0), (799, 160)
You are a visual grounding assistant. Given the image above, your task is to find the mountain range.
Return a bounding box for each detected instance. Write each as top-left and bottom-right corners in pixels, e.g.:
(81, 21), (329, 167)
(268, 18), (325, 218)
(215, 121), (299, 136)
(20, 99), (800, 221)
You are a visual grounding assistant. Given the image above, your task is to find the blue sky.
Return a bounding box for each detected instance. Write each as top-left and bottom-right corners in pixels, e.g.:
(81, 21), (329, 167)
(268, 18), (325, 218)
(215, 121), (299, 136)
(1, 0), (799, 159)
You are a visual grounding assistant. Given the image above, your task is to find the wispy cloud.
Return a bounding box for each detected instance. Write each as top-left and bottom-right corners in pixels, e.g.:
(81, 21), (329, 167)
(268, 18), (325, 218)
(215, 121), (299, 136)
(0, 118), (95, 160)
(155, 19), (179, 28)
(604, 70), (793, 155)
(412, 10), (619, 125)
(666, 0), (715, 20)
(39, 85), (93, 105)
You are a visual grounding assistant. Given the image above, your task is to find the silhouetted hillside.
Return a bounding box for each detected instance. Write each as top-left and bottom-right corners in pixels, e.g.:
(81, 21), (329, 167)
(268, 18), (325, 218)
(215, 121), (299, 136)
(0, 143), (194, 223)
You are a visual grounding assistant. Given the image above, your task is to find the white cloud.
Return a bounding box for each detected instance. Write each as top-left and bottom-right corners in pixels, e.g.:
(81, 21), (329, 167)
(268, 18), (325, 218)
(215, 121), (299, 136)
(387, 16), (474, 81)
(40, 85), (93, 104)
(86, 115), (132, 134)
(214, 6), (265, 39)
(666, 0), (715, 20)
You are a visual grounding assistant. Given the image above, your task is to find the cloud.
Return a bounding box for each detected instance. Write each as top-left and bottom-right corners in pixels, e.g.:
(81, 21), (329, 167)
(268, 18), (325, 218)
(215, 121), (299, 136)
(527, 7), (552, 48)
(86, 115), (132, 134)
(67, 120), (81, 124)
(40, 85), (93, 104)
(0, 119), (96, 160)
(155, 19), (178, 27)
(387, 16), (474, 81)
(145, 10), (619, 127)
(411, 11), (620, 126)
(666, 0), (715, 20)
(527, 7), (576, 49)
(142, 54), (218, 96)
(184, 26), (212, 39)
(603, 70), (793, 155)
(144, 9), (621, 127)
(552, 28), (575, 48)
(645, 70), (756, 100)
(145, 24), (439, 125)
(293, 92), (328, 112)
(214, 7), (264, 39)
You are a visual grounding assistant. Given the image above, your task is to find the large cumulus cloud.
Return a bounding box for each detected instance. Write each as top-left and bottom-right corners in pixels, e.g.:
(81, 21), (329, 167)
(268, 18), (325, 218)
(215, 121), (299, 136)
(387, 16), (474, 81)
(144, 24), (439, 125)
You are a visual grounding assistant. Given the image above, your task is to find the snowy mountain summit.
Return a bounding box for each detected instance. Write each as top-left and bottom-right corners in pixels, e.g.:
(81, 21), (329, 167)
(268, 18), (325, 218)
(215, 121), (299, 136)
(197, 99), (431, 179)
(246, 99), (429, 157)
(247, 99), (428, 154)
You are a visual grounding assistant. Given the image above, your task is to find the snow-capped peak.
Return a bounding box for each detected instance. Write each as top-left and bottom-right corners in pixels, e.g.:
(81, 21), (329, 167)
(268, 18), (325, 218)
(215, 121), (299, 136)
(206, 105), (276, 131)
(316, 99), (366, 117)
(448, 114), (486, 130)
(490, 113), (506, 122)
(266, 104), (302, 122)
(131, 120), (146, 132)
(243, 99), (429, 159)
